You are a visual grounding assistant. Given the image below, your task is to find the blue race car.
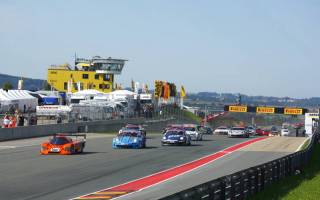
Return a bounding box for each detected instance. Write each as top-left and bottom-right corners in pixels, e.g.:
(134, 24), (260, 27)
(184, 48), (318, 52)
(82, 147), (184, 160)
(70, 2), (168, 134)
(113, 129), (146, 149)
(161, 128), (191, 146)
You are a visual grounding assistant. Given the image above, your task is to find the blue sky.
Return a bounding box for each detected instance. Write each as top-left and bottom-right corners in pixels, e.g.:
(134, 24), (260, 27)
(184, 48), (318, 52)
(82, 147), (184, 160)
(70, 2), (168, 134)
(0, 0), (319, 98)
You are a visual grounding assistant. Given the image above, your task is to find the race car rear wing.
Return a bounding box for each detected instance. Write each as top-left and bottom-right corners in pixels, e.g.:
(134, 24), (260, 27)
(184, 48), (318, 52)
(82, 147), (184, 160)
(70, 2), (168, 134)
(53, 133), (87, 141)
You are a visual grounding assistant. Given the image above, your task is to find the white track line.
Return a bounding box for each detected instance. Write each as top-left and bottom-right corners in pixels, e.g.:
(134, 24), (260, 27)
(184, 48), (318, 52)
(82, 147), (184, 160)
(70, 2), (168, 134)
(296, 137), (311, 152)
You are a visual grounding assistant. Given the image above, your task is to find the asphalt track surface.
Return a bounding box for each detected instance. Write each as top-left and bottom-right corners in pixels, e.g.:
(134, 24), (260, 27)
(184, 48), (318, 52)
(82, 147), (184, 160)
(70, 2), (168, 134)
(116, 136), (306, 200)
(0, 133), (259, 200)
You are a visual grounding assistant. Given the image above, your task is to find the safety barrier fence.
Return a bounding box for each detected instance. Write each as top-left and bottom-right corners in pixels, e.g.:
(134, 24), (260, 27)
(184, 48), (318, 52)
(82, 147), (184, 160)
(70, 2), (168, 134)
(0, 117), (176, 141)
(161, 132), (319, 200)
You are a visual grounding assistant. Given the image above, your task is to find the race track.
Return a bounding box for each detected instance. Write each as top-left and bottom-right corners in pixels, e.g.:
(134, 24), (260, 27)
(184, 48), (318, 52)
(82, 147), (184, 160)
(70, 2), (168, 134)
(0, 133), (254, 200)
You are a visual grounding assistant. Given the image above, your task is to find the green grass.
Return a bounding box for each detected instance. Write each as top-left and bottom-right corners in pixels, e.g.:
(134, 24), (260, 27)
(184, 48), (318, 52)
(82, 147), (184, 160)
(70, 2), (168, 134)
(250, 141), (320, 200)
(181, 110), (202, 123)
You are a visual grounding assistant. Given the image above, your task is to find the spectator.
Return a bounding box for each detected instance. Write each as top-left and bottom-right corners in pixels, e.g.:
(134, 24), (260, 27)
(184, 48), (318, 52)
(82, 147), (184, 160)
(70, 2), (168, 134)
(3, 113), (10, 128)
(9, 116), (16, 128)
(56, 115), (62, 124)
(17, 114), (24, 126)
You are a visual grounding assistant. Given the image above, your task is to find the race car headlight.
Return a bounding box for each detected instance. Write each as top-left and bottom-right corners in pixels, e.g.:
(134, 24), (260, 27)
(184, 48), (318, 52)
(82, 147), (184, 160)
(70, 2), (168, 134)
(115, 138), (119, 142)
(163, 136), (166, 140)
(180, 137), (184, 140)
(133, 138), (138, 143)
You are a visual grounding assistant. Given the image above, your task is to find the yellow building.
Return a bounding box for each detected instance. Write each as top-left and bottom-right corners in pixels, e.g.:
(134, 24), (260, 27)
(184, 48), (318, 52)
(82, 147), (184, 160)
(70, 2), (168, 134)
(47, 56), (127, 93)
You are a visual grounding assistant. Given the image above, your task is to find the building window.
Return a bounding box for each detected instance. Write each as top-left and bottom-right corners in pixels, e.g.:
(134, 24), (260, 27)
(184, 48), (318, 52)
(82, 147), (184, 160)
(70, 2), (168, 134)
(83, 74), (89, 79)
(64, 82), (67, 90)
(99, 84), (110, 90)
(95, 74), (99, 80)
(103, 74), (110, 81)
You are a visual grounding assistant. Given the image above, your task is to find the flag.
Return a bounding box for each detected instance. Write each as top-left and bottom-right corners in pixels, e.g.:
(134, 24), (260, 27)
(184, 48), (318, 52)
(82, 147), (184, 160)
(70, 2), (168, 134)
(180, 86), (186, 98)
(163, 82), (169, 100)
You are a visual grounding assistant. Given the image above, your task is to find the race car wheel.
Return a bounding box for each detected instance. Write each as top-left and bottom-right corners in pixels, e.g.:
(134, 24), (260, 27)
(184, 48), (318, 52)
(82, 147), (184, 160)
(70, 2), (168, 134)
(79, 145), (84, 153)
(70, 146), (76, 154)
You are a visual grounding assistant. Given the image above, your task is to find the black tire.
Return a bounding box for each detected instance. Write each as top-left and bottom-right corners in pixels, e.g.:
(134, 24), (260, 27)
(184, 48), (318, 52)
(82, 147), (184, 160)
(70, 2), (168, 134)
(70, 146), (76, 154)
(79, 144), (84, 153)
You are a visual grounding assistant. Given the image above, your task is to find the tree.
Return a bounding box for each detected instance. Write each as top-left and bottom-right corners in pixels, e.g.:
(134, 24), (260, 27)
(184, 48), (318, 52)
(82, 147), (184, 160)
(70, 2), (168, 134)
(3, 82), (13, 90)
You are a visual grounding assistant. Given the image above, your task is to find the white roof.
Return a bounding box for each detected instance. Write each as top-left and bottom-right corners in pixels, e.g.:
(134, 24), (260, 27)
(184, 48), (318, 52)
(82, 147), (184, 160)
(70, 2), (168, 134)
(109, 90), (135, 96)
(0, 89), (36, 101)
(73, 89), (104, 96)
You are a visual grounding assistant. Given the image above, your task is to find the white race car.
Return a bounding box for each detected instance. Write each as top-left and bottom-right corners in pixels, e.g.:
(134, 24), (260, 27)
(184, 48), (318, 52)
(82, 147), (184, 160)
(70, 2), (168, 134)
(184, 124), (203, 141)
(214, 126), (230, 135)
(281, 128), (290, 136)
(228, 127), (249, 138)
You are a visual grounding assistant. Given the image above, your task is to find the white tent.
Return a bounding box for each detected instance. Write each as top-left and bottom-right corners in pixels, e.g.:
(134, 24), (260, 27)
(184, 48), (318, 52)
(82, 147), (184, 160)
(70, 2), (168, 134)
(108, 90), (135, 100)
(93, 90), (136, 102)
(0, 89), (38, 112)
(70, 89), (105, 104)
(72, 89), (103, 96)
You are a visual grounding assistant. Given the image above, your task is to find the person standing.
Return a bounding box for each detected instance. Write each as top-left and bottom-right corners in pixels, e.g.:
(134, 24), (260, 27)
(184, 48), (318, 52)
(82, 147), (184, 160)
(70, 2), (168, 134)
(3, 113), (10, 128)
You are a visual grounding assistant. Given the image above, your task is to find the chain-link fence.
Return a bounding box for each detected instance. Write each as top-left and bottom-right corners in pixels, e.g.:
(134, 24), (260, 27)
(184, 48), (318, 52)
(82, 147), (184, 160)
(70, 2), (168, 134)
(0, 104), (186, 128)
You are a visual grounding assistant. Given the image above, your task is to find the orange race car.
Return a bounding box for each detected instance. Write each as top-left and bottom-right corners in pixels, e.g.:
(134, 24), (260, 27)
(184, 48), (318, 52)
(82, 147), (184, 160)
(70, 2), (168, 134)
(40, 134), (86, 155)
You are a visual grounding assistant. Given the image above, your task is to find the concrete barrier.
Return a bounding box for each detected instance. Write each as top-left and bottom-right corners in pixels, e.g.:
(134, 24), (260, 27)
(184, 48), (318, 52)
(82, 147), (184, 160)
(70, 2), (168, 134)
(0, 117), (176, 141)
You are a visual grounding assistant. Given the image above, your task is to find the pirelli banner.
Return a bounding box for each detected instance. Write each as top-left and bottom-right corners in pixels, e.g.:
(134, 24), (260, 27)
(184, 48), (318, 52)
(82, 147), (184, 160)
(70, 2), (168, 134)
(224, 105), (307, 115)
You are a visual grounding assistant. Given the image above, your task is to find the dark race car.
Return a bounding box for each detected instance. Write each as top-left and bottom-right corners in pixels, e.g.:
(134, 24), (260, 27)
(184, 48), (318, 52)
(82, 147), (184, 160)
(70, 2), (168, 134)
(161, 129), (191, 146)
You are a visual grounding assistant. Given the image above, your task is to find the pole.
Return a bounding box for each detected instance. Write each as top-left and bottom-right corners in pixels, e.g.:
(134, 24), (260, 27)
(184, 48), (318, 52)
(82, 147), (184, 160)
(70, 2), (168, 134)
(180, 97), (184, 109)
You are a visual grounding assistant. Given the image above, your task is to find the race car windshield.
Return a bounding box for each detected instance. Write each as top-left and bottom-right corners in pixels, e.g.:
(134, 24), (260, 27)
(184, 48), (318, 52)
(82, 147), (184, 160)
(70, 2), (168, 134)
(125, 126), (139, 130)
(232, 128), (245, 131)
(218, 127), (227, 129)
(165, 131), (184, 136)
(184, 127), (195, 131)
(119, 132), (139, 137)
(50, 137), (70, 145)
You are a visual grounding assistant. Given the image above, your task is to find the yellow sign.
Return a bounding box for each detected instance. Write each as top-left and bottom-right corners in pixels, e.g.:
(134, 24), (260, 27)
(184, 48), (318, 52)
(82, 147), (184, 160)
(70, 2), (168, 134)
(284, 108), (303, 115)
(256, 107), (275, 114)
(229, 106), (247, 113)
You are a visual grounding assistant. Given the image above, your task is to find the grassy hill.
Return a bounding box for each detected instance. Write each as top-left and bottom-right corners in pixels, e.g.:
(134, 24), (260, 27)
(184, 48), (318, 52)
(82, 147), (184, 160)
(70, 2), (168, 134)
(0, 73), (45, 91)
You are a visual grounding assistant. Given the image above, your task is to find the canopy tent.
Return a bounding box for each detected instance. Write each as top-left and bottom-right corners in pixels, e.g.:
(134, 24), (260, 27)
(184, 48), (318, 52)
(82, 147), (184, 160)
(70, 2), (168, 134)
(0, 89), (38, 113)
(93, 90), (136, 102)
(108, 90), (135, 100)
(70, 89), (105, 104)
(72, 89), (103, 96)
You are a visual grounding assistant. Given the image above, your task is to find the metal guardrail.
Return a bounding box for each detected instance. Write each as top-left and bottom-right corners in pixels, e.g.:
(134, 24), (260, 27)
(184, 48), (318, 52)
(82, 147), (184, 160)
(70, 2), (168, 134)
(161, 132), (319, 200)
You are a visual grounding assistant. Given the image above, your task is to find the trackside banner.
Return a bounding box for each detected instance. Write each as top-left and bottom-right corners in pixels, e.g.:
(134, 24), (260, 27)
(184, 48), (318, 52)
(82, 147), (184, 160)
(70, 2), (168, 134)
(224, 105), (307, 115)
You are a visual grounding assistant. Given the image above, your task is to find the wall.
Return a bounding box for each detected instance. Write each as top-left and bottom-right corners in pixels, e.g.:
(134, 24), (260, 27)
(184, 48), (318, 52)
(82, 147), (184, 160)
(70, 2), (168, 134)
(0, 118), (176, 141)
